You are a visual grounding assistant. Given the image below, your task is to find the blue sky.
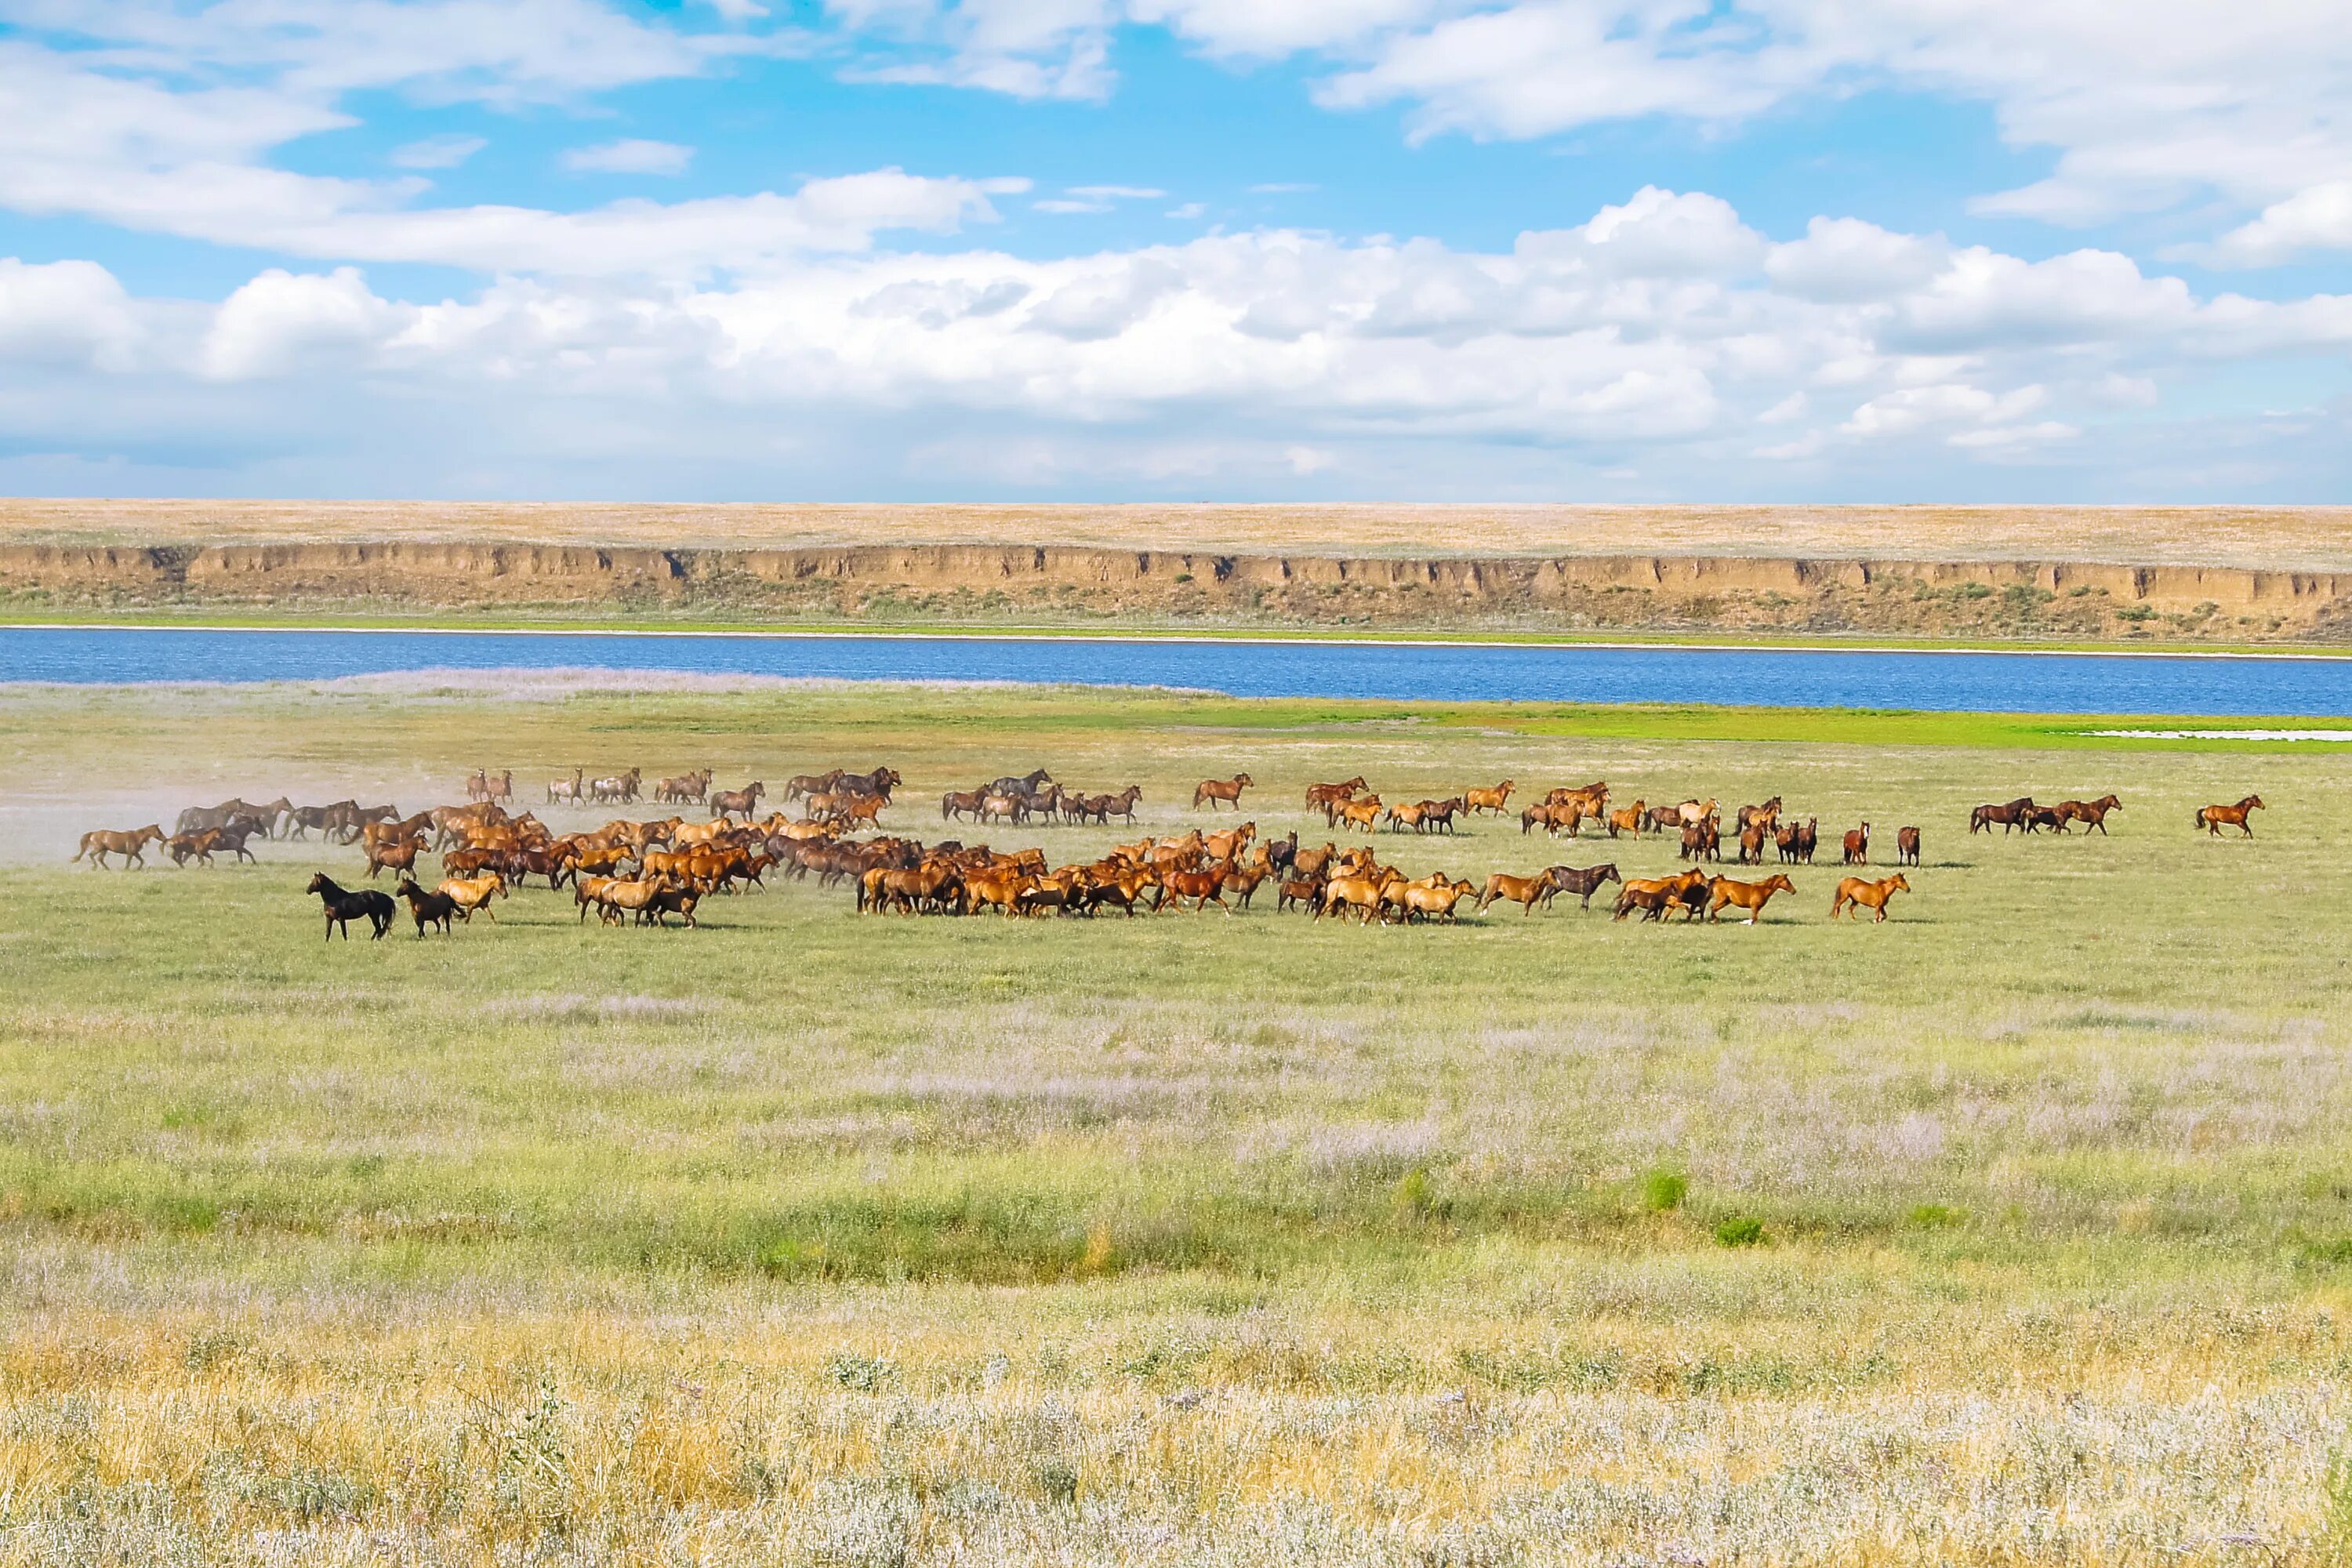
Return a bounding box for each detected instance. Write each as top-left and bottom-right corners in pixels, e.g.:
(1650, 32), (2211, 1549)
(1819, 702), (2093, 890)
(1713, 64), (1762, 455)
(0, 0), (2347, 503)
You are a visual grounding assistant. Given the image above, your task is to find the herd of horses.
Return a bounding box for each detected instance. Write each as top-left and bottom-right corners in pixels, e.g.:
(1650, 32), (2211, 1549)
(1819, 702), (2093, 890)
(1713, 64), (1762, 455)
(71, 764), (2265, 937)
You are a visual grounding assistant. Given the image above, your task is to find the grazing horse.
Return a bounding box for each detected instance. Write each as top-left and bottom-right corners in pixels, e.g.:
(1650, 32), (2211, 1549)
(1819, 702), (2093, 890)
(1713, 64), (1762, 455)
(1896, 826), (1922, 866)
(394, 877), (459, 936)
(1541, 863), (1622, 911)
(2056, 795), (2123, 835)
(712, 782), (765, 821)
(1193, 773), (1253, 811)
(1842, 823), (1870, 864)
(1831, 873), (1910, 922)
(1476, 869), (1558, 916)
(2195, 795), (2264, 837)
(72, 826), (163, 869)
(1707, 874), (1795, 924)
(1969, 797), (2035, 834)
(305, 873), (394, 941)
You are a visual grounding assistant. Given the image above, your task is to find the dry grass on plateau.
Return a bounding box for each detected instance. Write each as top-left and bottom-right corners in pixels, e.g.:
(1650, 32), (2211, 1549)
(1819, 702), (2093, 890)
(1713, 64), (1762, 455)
(2, 679), (2351, 1563)
(7, 497), (2352, 568)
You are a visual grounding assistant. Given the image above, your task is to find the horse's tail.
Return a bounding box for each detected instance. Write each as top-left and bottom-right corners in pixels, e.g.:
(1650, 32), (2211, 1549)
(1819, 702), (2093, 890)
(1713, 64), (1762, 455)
(68, 834), (89, 862)
(2190, 808), (2204, 828)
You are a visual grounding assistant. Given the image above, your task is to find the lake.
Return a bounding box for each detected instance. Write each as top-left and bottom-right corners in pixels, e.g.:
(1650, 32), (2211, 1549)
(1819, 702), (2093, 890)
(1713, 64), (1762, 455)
(4, 626), (2350, 717)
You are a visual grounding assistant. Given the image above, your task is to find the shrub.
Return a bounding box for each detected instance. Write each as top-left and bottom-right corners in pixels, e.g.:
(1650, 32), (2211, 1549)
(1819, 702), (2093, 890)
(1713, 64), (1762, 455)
(1641, 1169), (1688, 1212)
(1714, 1217), (1766, 1248)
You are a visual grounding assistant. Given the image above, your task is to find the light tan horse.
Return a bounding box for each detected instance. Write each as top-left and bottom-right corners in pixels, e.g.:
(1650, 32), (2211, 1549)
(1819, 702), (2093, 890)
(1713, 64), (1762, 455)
(72, 825), (163, 869)
(1831, 873), (1910, 922)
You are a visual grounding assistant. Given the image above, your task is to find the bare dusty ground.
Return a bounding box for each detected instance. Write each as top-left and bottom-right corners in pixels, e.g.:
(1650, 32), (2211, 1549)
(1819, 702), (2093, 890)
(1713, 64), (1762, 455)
(7, 499), (2352, 569)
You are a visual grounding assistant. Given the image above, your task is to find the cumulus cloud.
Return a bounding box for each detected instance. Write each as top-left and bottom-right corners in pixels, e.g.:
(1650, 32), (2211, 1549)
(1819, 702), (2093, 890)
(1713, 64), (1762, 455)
(0, 257), (143, 371)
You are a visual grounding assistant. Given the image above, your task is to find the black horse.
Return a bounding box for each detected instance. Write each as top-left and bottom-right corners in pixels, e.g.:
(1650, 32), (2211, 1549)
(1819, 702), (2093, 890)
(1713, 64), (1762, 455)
(307, 873), (394, 941)
(1542, 862), (1624, 911)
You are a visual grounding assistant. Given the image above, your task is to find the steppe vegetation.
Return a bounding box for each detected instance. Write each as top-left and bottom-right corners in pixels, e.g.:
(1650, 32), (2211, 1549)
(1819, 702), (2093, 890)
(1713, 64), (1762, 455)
(2, 677), (2350, 1563)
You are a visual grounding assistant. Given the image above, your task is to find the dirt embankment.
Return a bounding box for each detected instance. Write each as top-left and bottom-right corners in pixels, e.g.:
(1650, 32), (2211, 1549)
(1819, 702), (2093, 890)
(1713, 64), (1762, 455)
(8, 539), (2352, 641)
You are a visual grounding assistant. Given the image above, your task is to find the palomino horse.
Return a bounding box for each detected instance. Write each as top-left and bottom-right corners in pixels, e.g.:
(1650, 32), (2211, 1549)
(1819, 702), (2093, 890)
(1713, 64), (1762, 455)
(1831, 873), (1910, 922)
(1707, 874), (1795, 924)
(1193, 773), (1253, 811)
(2194, 795), (2264, 837)
(73, 826), (163, 869)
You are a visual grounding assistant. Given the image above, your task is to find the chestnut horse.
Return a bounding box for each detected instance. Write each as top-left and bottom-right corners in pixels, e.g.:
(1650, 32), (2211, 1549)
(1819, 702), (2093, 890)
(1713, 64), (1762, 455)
(1193, 773), (1253, 811)
(72, 826), (163, 869)
(1706, 873), (1795, 924)
(2056, 795), (2122, 835)
(1831, 873), (1910, 922)
(2194, 795), (2264, 837)
(1475, 869), (1557, 916)
(1969, 797), (2034, 834)
(1895, 826), (1922, 866)
(1842, 822), (1870, 864)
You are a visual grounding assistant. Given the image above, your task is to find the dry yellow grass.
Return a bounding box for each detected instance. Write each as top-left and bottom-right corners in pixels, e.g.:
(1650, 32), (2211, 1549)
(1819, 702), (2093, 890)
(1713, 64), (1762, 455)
(6, 498), (2352, 568)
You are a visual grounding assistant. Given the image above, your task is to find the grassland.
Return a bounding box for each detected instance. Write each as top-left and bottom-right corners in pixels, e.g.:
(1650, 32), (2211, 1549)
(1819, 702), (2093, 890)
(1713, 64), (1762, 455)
(3, 677), (2351, 1564)
(10, 499), (2352, 568)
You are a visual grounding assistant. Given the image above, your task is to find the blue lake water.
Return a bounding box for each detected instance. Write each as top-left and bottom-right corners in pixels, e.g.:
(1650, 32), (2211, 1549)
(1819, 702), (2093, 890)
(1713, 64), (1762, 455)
(3, 626), (2350, 717)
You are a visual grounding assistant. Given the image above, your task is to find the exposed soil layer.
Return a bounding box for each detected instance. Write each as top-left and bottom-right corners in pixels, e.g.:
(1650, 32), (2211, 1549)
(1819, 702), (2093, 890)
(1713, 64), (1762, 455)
(7, 538), (2352, 641)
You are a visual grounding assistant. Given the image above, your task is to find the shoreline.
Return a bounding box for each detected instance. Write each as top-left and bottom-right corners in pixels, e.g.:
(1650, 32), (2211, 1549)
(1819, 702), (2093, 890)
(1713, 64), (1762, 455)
(9, 614), (2352, 663)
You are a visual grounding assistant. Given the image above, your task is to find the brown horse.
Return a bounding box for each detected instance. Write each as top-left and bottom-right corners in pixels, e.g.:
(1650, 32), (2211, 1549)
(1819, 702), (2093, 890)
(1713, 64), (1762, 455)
(1613, 868), (1707, 923)
(712, 782), (766, 820)
(1831, 873), (1910, 922)
(2194, 795), (2264, 837)
(1842, 822), (1870, 864)
(1606, 800), (1646, 837)
(2056, 795), (2122, 834)
(1193, 773), (1253, 811)
(394, 877), (459, 937)
(1707, 873), (1795, 924)
(1541, 862), (1622, 910)
(365, 836), (423, 880)
(1969, 797), (2035, 834)
(1305, 777), (1366, 811)
(72, 826), (163, 869)
(1895, 826), (1922, 866)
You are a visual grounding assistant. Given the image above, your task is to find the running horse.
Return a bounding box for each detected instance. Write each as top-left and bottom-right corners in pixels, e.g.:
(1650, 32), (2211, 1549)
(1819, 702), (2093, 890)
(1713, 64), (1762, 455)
(72, 825), (164, 869)
(2194, 795), (2264, 837)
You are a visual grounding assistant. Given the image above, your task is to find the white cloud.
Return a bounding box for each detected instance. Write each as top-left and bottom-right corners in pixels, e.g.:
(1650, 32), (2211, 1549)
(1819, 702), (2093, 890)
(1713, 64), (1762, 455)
(1069, 184), (1167, 200)
(390, 133), (488, 170)
(0, 257), (143, 371)
(2198, 182), (2352, 267)
(201, 267), (406, 381)
(1284, 443), (1337, 474)
(563, 140), (695, 176)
